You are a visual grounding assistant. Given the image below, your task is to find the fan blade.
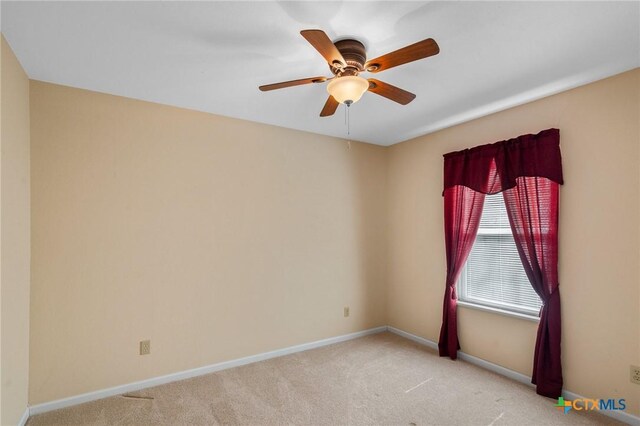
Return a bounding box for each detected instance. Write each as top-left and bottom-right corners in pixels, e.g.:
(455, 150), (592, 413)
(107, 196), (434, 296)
(259, 76), (328, 91)
(301, 30), (346, 68)
(320, 96), (339, 117)
(365, 38), (439, 73)
(367, 79), (416, 105)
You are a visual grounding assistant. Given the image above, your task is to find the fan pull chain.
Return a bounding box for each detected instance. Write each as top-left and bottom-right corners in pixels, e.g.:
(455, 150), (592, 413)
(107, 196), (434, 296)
(347, 104), (350, 135)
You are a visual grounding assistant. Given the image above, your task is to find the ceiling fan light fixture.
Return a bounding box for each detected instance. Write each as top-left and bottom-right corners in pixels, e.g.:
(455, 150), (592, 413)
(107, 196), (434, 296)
(327, 76), (369, 105)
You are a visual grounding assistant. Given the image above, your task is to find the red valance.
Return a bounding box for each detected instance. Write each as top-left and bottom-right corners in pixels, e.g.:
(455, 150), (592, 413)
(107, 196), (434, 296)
(443, 128), (563, 195)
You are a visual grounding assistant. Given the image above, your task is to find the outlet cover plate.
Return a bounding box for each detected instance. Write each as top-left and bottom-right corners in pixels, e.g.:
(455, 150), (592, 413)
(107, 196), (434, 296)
(140, 340), (151, 355)
(631, 365), (640, 385)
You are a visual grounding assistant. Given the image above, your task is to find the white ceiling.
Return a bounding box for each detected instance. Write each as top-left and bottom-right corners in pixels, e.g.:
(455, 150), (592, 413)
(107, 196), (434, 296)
(2, 1), (639, 146)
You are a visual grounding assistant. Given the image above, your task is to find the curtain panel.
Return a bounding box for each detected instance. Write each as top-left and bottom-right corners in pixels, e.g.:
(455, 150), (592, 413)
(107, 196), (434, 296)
(438, 186), (485, 359)
(438, 128), (564, 398)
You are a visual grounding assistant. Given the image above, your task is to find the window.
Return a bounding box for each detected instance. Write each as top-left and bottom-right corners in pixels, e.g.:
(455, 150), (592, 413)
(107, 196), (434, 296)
(458, 193), (542, 316)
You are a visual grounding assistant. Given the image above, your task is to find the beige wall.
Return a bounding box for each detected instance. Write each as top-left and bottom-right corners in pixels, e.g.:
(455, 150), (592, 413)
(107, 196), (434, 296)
(387, 69), (640, 415)
(29, 81), (388, 404)
(1, 36), (31, 424)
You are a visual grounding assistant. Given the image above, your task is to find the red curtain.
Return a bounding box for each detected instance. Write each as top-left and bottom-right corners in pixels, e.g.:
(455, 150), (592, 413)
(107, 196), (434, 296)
(438, 186), (485, 359)
(503, 178), (562, 398)
(443, 129), (563, 194)
(439, 128), (563, 397)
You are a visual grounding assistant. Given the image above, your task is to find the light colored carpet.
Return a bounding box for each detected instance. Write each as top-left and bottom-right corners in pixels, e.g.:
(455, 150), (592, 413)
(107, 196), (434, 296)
(28, 332), (620, 425)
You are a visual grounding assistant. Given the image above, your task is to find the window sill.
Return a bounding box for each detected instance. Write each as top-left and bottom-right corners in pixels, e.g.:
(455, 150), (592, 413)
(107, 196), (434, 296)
(457, 300), (540, 323)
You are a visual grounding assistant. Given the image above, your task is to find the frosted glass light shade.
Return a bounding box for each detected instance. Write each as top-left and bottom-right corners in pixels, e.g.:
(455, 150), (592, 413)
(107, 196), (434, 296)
(327, 76), (369, 105)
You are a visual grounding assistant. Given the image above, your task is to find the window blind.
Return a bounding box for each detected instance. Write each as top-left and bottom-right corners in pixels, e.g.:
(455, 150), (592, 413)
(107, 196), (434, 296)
(459, 193), (542, 314)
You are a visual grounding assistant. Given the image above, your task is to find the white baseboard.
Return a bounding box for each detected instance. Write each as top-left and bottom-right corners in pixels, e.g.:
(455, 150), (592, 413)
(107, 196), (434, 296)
(387, 326), (640, 426)
(29, 326), (387, 416)
(457, 350), (533, 388)
(387, 326), (439, 351)
(18, 407), (29, 426)
(25, 325), (640, 425)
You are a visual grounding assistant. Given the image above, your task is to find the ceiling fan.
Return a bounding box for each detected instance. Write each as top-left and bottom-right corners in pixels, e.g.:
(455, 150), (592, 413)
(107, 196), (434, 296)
(259, 29), (440, 117)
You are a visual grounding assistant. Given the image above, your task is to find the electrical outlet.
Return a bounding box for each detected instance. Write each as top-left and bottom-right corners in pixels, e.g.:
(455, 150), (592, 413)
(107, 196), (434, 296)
(631, 365), (640, 385)
(344, 306), (350, 317)
(140, 340), (151, 355)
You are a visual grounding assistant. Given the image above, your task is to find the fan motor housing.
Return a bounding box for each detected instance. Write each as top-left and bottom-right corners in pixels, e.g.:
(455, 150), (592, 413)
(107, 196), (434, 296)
(331, 39), (366, 75)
